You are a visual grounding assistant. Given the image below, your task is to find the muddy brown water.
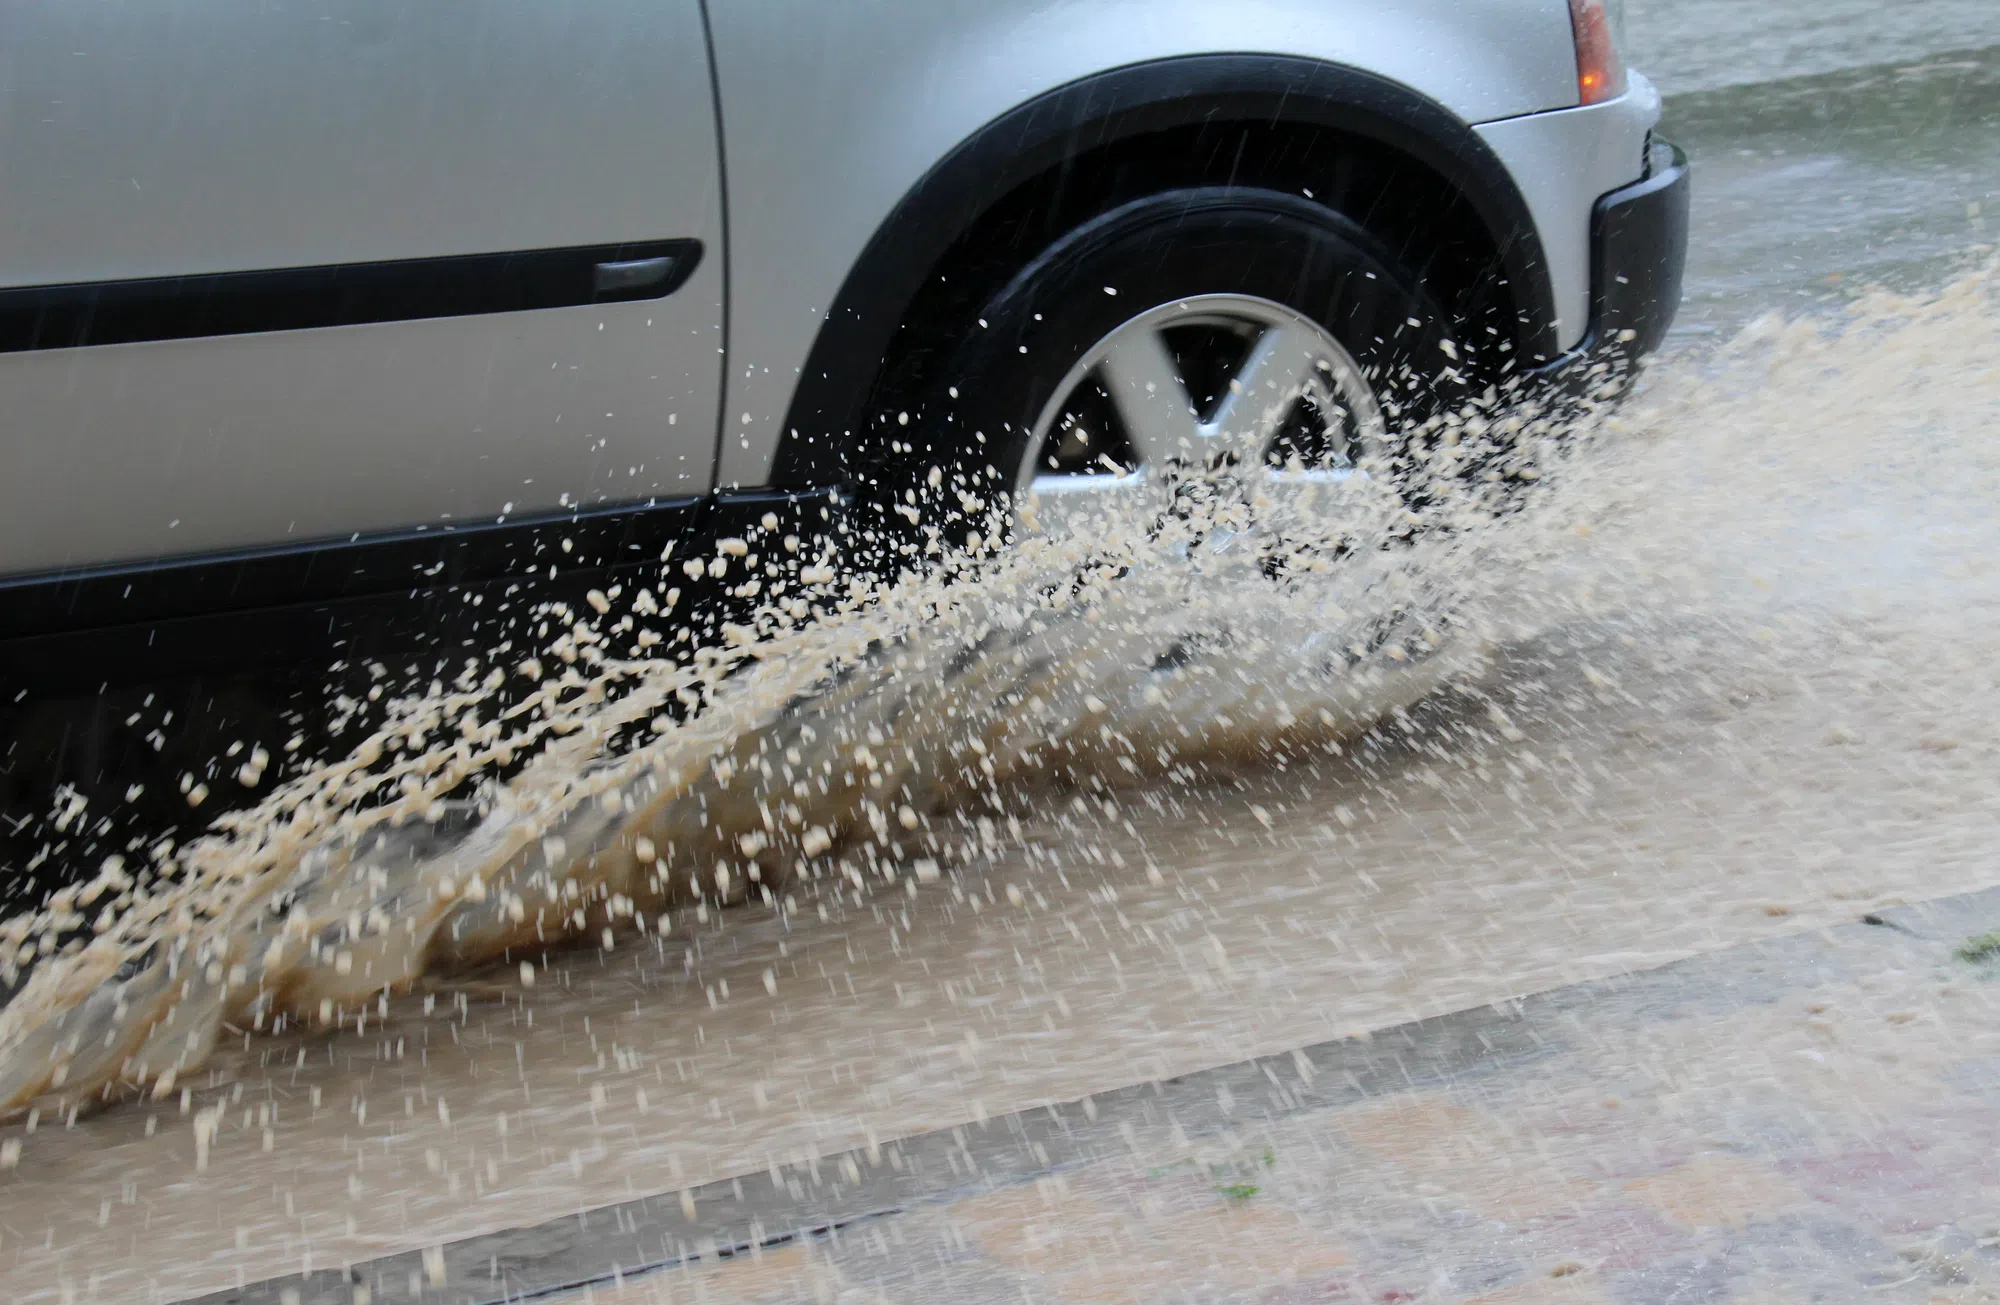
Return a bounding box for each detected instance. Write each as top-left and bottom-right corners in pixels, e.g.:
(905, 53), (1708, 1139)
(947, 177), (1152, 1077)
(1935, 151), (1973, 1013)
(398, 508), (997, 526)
(1, 258), (1997, 1303)
(9, 2), (2000, 1292)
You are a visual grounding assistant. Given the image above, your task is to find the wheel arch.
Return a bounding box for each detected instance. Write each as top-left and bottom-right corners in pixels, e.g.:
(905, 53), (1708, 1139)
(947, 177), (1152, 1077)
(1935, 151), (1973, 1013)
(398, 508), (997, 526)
(770, 53), (1559, 488)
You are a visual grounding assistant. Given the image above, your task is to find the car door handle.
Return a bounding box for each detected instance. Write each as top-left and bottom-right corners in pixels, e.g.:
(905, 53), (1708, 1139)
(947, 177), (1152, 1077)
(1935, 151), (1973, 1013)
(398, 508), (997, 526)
(593, 255), (680, 297)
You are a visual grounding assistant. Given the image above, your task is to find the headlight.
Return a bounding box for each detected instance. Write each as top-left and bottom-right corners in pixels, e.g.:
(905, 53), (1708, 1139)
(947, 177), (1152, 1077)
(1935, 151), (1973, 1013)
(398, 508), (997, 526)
(1569, 0), (1630, 105)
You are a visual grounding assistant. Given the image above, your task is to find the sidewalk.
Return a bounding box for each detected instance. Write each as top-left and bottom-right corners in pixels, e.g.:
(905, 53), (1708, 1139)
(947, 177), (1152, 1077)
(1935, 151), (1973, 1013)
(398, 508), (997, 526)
(195, 887), (2000, 1305)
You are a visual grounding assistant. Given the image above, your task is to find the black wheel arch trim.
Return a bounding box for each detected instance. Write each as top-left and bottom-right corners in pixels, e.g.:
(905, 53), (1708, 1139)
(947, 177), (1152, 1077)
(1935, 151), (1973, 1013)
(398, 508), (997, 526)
(770, 52), (1559, 488)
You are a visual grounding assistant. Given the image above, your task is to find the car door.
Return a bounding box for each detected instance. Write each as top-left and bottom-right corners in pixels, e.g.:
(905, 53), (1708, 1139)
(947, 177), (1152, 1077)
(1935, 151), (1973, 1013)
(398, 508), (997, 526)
(0, 0), (724, 580)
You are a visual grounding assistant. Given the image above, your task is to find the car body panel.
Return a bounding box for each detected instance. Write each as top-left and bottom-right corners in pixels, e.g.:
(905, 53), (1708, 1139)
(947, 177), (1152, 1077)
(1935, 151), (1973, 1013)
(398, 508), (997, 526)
(0, 0), (1677, 617)
(0, 0), (725, 577)
(0, 298), (721, 577)
(704, 0), (1583, 489)
(0, 0), (720, 281)
(1477, 73), (1665, 350)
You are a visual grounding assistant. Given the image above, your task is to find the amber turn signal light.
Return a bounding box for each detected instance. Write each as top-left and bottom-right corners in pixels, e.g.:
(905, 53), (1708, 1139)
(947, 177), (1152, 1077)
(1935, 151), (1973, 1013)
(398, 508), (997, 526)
(1570, 0), (1628, 105)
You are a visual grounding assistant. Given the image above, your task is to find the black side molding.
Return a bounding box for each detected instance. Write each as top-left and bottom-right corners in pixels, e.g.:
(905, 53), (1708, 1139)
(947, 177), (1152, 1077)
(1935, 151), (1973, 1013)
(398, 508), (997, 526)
(0, 239), (703, 352)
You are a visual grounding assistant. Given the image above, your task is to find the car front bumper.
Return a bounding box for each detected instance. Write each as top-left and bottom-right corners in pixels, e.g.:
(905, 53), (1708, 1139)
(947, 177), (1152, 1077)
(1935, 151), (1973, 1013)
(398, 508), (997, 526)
(1588, 137), (1691, 359)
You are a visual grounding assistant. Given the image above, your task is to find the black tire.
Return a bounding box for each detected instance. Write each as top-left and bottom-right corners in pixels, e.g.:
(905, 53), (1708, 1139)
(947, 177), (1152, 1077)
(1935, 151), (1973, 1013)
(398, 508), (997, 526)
(873, 186), (1470, 540)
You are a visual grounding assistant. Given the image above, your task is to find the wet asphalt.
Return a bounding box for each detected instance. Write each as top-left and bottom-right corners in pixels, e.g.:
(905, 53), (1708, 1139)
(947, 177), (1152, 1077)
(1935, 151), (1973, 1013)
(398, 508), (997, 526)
(1643, 5), (2000, 338)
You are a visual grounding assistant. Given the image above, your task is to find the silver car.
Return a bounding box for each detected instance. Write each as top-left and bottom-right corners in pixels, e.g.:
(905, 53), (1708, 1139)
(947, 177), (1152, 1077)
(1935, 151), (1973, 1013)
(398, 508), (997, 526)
(0, 0), (1684, 702)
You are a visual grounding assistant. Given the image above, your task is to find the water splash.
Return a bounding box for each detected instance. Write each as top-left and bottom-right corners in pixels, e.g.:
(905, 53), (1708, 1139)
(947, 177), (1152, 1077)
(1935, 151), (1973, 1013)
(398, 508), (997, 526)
(0, 351), (1609, 1119)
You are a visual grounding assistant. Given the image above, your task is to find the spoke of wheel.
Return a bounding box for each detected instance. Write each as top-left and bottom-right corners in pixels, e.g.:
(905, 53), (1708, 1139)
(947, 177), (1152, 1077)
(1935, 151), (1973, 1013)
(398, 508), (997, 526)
(1095, 325), (1201, 467)
(1203, 323), (1323, 465)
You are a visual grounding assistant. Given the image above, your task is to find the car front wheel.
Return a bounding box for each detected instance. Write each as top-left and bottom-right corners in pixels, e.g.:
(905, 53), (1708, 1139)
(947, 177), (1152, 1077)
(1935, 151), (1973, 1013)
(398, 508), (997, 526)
(899, 186), (1468, 545)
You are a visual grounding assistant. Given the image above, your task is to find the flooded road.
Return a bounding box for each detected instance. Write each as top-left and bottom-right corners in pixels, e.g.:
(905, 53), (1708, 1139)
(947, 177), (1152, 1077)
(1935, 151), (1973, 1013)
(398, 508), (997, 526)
(1627, 0), (2000, 96)
(11, 236), (2000, 1305)
(6, 6), (2000, 1304)
(1663, 44), (2000, 337)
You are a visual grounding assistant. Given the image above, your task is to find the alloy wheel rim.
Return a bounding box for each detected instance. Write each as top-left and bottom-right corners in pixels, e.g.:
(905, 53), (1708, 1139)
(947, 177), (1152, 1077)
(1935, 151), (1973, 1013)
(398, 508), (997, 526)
(1016, 293), (1386, 535)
